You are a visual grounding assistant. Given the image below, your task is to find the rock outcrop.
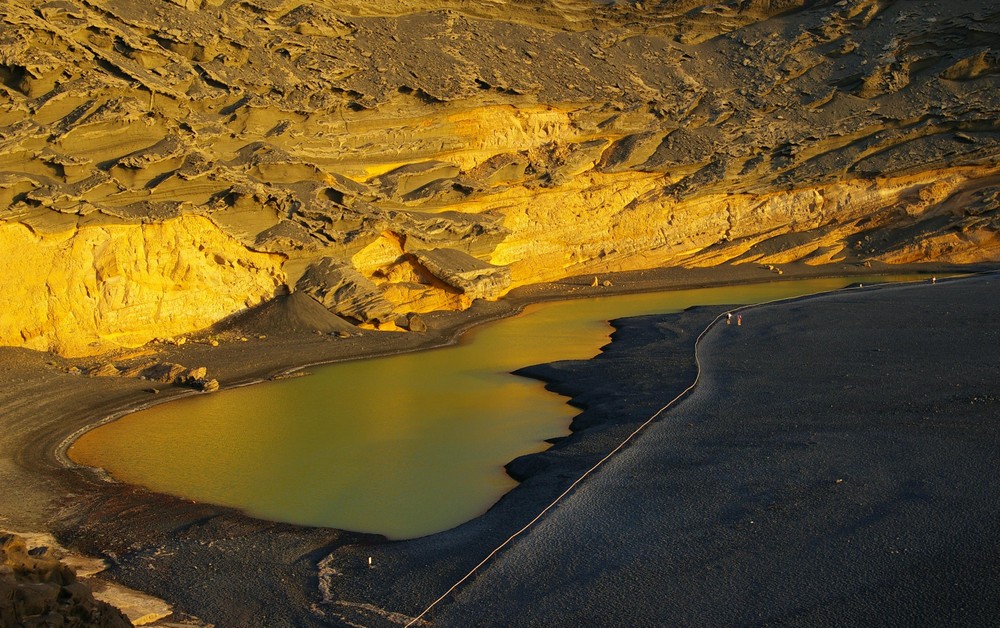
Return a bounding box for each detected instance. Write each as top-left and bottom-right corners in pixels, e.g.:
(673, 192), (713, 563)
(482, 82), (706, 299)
(296, 257), (394, 324)
(412, 248), (512, 300)
(0, 533), (131, 627)
(0, 215), (285, 356)
(1, 0), (999, 354)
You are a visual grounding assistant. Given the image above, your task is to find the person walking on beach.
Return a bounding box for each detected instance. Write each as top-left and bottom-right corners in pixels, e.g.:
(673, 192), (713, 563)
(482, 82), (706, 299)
(727, 312), (732, 325)
(737, 314), (742, 326)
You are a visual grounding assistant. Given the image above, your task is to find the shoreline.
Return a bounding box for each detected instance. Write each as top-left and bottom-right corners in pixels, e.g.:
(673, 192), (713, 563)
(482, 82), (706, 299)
(49, 261), (927, 475)
(427, 271), (1000, 626)
(0, 259), (992, 625)
(52, 261), (968, 499)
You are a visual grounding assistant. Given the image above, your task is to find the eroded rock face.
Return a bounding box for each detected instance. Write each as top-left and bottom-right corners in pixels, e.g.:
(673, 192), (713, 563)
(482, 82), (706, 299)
(0, 215), (285, 356)
(1, 0), (999, 354)
(0, 533), (131, 627)
(412, 248), (512, 300)
(296, 257), (394, 323)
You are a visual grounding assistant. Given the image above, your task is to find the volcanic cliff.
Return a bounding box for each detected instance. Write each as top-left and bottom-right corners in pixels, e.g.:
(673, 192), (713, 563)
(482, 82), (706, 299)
(1, 0), (998, 356)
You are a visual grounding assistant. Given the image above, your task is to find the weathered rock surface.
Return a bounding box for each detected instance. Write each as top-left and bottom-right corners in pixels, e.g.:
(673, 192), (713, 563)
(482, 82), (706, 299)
(138, 362), (187, 384)
(1, 0), (999, 354)
(0, 215), (285, 356)
(0, 533), (131, 627)
(412, 248), (512, 300)
(295, 257), (394, 323)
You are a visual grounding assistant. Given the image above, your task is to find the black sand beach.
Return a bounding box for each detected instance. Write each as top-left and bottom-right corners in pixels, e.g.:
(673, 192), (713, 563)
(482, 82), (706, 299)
(324, 272), (1000, 626)
(2, 264), (998, 625)
(440, 274), (1000, 625)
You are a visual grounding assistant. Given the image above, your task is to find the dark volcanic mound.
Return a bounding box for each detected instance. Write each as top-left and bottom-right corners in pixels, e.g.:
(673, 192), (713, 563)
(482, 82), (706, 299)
(212, 290), (358, 337)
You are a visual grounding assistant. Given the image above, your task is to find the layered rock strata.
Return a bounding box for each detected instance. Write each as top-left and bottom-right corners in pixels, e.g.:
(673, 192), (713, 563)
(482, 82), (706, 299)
(1, 0), (998, 354)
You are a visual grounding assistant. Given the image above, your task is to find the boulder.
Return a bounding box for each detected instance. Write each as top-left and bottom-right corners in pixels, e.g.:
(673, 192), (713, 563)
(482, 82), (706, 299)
(197, 378), (220, 393)
(394, 312), (428, 332)
(140, 362), (188, 383)
(412, 248), (512, 300)
(86, 363), (120, 378)
(173, 367), (218, 392)
(183, 367), (208, 381)
(296, 258), (394, 323)
(406, 313), (428, 332)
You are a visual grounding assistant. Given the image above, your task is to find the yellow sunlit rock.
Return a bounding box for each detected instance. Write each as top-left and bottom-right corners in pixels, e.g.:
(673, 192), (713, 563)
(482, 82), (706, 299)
(0, 216), (285, 357)
(0, 0), (998, 355)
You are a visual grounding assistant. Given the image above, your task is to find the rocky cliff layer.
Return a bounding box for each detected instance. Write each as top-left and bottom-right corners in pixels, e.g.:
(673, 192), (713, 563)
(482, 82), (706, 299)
(1, 0), (998, 354)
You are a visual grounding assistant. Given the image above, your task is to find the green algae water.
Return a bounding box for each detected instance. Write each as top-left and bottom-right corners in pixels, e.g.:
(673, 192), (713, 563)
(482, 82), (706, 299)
(69, 276), (923, 539)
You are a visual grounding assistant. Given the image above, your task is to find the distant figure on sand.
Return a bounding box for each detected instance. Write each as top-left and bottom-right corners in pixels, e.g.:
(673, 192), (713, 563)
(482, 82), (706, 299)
(737, 314), (742, 326)
(726, 312), (732, 325)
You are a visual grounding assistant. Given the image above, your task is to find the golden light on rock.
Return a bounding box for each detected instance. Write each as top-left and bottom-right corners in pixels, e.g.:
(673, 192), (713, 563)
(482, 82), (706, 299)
(1, 0), (998, 355)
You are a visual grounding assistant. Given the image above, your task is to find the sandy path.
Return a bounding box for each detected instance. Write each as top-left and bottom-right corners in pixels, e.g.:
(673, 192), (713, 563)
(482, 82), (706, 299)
(421, 274), (1000, 626)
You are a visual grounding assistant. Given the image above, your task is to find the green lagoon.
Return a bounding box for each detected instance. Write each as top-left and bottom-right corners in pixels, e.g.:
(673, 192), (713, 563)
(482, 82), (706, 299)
(69, 277), (920, 539)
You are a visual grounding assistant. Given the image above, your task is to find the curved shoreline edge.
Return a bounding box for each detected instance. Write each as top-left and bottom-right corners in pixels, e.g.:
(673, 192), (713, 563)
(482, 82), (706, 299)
(328, 271), (1000, 627)
(401, 269), (961, 625)
(0, 260), (994, 625)
(53, 261), (969, 474)
(422, 270), (1000, 627)
(55, 285), (531, 477)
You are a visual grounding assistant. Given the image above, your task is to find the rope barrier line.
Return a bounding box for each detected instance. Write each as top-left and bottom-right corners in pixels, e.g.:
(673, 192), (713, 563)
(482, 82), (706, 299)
(404, 306), (729, 627)
(403, 276), (944, 627)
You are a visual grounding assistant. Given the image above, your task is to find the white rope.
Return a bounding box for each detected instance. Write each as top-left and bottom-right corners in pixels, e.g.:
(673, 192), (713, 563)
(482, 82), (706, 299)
(404, 305), (734, 626)
(404, 275), (946, 626)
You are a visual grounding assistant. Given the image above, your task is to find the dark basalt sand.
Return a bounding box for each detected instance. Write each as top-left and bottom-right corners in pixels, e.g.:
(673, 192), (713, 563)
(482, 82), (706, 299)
(1, 263), (998, 626)
(325, 272), (1000, 626)
(433, 274), (1000, 626)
